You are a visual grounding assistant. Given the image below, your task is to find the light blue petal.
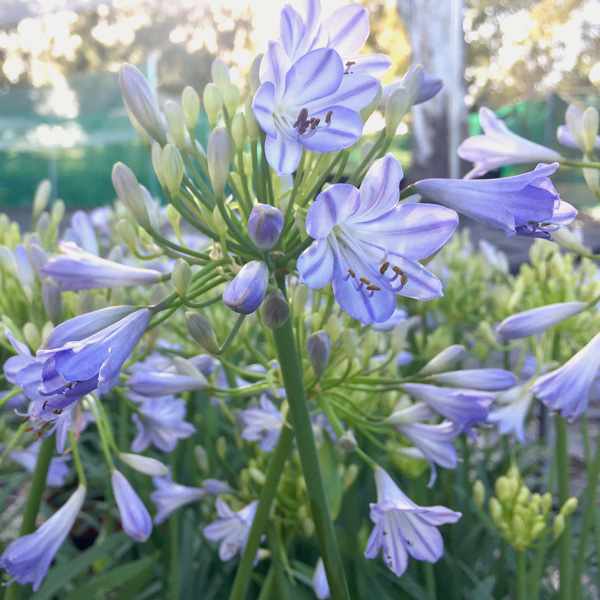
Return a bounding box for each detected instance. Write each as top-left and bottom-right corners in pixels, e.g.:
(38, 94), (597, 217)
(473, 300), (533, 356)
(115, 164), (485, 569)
(305, 184), (360, 238)
(298, 106), (363, 152)
(264, 132), (302, 175)
(322, 5), (369, 56)
(252, 82), (278, 138)
(297, 240), (335, 290)
(308, 73), (379, 112)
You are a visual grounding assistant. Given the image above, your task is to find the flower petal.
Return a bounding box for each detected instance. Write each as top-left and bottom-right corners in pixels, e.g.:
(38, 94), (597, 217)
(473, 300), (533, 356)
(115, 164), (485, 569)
(297, 240), (336, 289)
(309, 73), (379, 112)
(259, 41), (291, 95)
(264, 131), (302, 175)
(305, 184), (360, 239)
(322, 5), (369, 56)
(298, 106), (363, 152)
(252, 82), (278, 138)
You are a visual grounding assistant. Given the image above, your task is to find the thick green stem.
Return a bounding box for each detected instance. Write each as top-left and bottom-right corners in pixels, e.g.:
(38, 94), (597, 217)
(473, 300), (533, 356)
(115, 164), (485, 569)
(555, 416), (572, 599)
(269, 275), (350, 600)
(573, 420), (600, 600)
(516, 550), (528, 600)
(229, 426), (294, 600)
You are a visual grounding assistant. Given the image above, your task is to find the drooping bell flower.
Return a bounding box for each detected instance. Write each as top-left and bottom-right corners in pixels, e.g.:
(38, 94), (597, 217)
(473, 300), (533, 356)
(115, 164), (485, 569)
(111, 469), (152, 542)
(240, 395), (283, 452)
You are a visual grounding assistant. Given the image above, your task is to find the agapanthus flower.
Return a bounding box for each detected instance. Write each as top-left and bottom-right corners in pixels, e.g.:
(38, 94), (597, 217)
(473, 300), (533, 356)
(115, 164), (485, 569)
(297, 154), (458, 323)
(130, 393), (196, 453)
(63, 210), (100, 256)
(365, 468), (461, 577)
(111, 469), (152, 542)
(240, 395), (283, 452)
(381, 65), (443, 107)
(495, 301), (587, 339)
(426, 368), (517, 391)
(278, 0), (391, 77)
(9, 441), (69, 487)
(458, 107), (562, 179)
(312, 557), (330, 600)
(41, 241), (163, 291)
(223, 260), (269, 314)
(415, 163), (576, 240)
(253, 43), (379, 174)
(151, 473), (208, 525)
(529, 331), (600, 420)
(204, 499), (260, 562)
(488, 383), (535, 444)
(127, 370), (207, 396)
(0, 485), (86, 591)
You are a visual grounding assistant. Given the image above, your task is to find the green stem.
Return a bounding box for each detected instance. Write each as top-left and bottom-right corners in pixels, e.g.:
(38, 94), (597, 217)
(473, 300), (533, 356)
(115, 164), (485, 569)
(559, 158), (600, 169)
(573, 419), (600, 600)
(423, 562), (437, 600)
(516, 550), (528, 600)
(555, 416), (571, 599)
(269, 275), (350, 600)
(228, 426), (294, 600)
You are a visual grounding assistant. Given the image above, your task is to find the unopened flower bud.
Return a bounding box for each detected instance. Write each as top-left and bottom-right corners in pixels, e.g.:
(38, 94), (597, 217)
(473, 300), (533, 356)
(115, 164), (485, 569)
(223, 84), (241, 116)
(42, 280), (62, 325)
(23, 322), (41, 350)
(223, 260), (269, 314)
(211, 58), (231, 91)
(33, 179), (51, 219)
(164, 100), (187, 149)
(489, 497), (503, 525)
(292, 284), (309, 316)
(51, 199), (65, 225)
(112, 163), (151, 228)
(560, 497), (578, 517)
(117, 219), (138, 252)
(119, 64), (167, 145)
(172, 259), (192, 297)
(325, 314), (343, 344)
(119, 453), (168, 476)
(553, 514), (565, 538)
(216, 436), (227, 461)
(338, 430), (357, 453)
(194, 445), (210, 474)
(150, 142), (166, 190)
(249, 54), (263, 95)
(306, 331), (330, 376)
(245, 96), (260, 142)
(419, 345), (466, 376)
(582, 107), (599, 155)
(248, 204), (284, 250)
(182, 86), (201, 130)
(207, 127), (231, 197)
(385, 87), (411, 137)
(360, 84), (382, 122)
(204, 83), (223, 128)
(248, 467), (266, 486)
(473, 480), (485, 509)
(231, 112), (248, 148)
(262, 289), (290, 329)
(186, 312), (220, 354)
(516, 485), (530, 506)
(161, 144), (184, 197)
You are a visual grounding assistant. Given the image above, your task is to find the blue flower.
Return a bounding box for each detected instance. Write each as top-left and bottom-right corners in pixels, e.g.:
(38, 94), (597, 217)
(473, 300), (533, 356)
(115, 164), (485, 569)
(414, 163), (576, 240)
(151, 473), (208, 525)
(458, 107), (562, 179)
(312, 557), (330, 600)
(223, 261), (270, 314)
(248, 204), (284, 250)
(488, 383), (535, 444)
(382, 65), (443, 107)
(365, 468), (461, 577)
(240, 395), (283, 452)
(42, 241), (163, 291)
(111, 469), (152, 542)
(426, 368), (517, 391)
(495, 302), (587, 339)
(297, 154), (458, 324)
(0, 485), (86, 591)
(252, 43), (379, 174)
(130, 393), (196, 453)
(204, 499), (260, 562)
(529, 331), (600, 420)
(127, 370), (207, 396)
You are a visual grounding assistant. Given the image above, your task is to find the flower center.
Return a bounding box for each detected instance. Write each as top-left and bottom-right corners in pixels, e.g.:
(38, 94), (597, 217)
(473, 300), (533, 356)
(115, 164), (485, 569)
(292, 107), (333, 137)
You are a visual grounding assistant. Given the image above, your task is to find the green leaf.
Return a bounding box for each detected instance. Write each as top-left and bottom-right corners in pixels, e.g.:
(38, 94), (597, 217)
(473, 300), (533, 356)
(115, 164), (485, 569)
(317, 433), (343, 520)
(35, 532), (129, 600)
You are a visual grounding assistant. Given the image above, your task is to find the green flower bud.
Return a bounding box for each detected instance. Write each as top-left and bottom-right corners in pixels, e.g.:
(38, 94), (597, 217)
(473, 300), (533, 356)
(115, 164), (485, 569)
(245, 96), (260, 142)
(262, 289), (290, 330)
(249, 54), (262, 95)
(151, 141), (167, 189)
(211, 58), (231, 91)
(231, 112), (248, 148)
(186, 312), (220, 354)
(194, 445), (209, 474)
(212, 205), (228, 235)
(419, 345), (466, 376)
(23, 322), (41, 350)
(292, 284), (309, 316)
(582, 107), (599, 155)
(164, 100), (187, 149)
(324, 314), (343, 344)
(560, 497), (578, 517)
(530, 519), (547, 539)
(117, 219), (138, 252)
(489, 497), (503, 526)
(553, 514), (565, 538)
(161, 144), (184, 197)
(204, 83), (223, 128)
(306, 330), (331, 376)
(207, 127), (231, 197)
(172, 259), (192, 297)
(216, 436), (227, 461)
(473, 480), (485, 509)
(223, 83), (241, 116)
(33, 180), (51, 219)
(51, 199), (65, 225)
(182, 86), (201, 130)
(248, 467), (266, 486)
(385, 86), (410, 137)
(516, 485), (530, 506)
(360, 83), (382, 122)
(36, 213), (50, 238)
(341, 329), (357, 362)
(112, 162), (151, 228)
(166, 204), (181, 234)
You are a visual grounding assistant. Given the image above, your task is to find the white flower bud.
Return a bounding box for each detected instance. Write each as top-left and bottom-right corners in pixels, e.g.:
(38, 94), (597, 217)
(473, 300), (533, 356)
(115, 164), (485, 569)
(207, 127), (231, 197)
(385, 87), (411, 137)
(223, 83), (241, 116)
(582, 107), (599, 155)
(211, 58), (231, 92)
(204, 83), (223, 128)
(151, 141), (167, 189)
(419, 345), (465, 376)
(111, 163), (151, 228)
(119, 453), (169, 476)
(33, 180), (51, 219)
(249, 54), (263, 95)
(172, 258), (192, 297)
(164, 100), (187, 149)
(182, 86), (201, 130)
(161, 144), (184, 197)
(231, 112), (248, 148)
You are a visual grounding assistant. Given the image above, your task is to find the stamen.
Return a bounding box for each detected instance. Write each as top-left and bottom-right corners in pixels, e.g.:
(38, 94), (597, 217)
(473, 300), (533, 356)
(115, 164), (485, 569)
(366, 284), (381, 291)
(325, 110), (333, 124)
(400, 275), (408, 285)
(392, 266), (404, 276)
(293, 108), (309, 129)
(380, 261), (389, 274)
(42, 400), (48, 410)
(52, 409), (63, 415)
(348, 269), (356, 278)
(359, 277), (370, 285)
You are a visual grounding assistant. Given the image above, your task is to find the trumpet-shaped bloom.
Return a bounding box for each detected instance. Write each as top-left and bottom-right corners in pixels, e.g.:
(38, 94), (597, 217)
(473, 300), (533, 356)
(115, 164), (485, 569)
(381, 65), (443, 107)
(223, 260), (269, 314)
(130, 393), (196, 453)
(427, 369), (517, 391)
(495, 302), (587, 339)
(297, 154), (458, 323)
(458, 107), (562, 179)
(240, 395), (283, 452)
(204, 499), (259, 562)
(151, 474), (208, 525)
(0, 485), (86, 591)
(111, 470), (152, 542)
(415, 163), (576, 240)
(253, 43), (379, 174)
(41, 241), (163, 291)
(365, 468), (461, 577)
(488, 383), (535, 443)
(529, 331), (600, 420)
